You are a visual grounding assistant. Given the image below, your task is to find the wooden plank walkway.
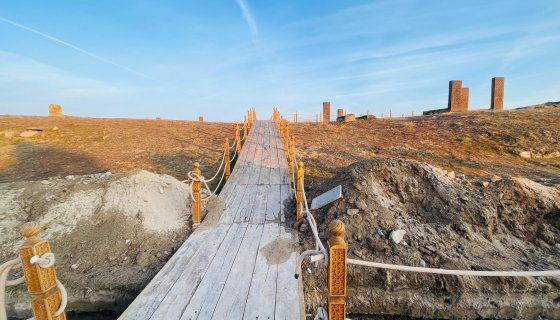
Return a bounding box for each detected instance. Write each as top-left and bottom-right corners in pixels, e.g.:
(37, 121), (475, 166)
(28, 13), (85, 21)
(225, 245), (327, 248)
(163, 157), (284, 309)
(119, 120), (303, 320)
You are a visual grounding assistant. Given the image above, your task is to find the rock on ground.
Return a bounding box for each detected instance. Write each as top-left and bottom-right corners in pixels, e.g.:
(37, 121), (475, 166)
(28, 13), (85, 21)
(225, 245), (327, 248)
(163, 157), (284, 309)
(0, 170), (192, 318)
(298, 158), (560, 319)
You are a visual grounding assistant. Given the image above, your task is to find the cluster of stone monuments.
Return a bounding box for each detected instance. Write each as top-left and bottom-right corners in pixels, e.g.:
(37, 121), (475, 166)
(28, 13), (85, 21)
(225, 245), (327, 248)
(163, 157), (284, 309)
(424, 77), (504, 115)
(318, 77), (505, 122)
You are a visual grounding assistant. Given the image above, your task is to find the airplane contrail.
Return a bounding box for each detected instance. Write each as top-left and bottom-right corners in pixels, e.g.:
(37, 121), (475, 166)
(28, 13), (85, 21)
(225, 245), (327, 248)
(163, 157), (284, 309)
(0, 16), (155, 81)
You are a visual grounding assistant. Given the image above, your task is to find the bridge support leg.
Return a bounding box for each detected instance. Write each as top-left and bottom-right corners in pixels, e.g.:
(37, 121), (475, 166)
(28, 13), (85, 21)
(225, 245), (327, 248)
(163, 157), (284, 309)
(19, 222), (67, 320)
(296, 161), (304, 221)
(327, 220), (347, 320)
(191, 163), (202, 224)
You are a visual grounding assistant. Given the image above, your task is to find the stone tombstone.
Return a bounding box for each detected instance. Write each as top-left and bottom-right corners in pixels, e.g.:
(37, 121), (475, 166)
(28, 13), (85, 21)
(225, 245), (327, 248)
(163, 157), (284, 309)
(337, 109), (344, 117)
(48, 104), (63, 117)
(460, 87), (469, 111)
(448, 80), (463, 112)
(491, 77), (505, 110)
(344, 114), (356, 122)
(198, 116), (204, 122)
(323, 102), (331, 123)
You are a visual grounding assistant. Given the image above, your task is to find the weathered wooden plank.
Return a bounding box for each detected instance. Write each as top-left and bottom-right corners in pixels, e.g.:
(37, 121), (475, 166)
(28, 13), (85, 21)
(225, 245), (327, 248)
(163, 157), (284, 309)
(149, 224), (232, 318)
(249, 184), (269, 223)
(179, 222), (249, 320)
(265, 184), (281, 222)
(210, 223), (264, 319)
(219, 183), (249, 224)
(234, 184), (258, 223)
(119, 225), (227, 319)
(274, 227), (302, 320)
(243, 221), (280, 319)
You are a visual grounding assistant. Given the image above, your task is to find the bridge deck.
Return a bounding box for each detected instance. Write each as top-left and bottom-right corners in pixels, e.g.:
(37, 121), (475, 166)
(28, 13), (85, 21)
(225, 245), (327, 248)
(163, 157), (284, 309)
(119, 120), (302, 320)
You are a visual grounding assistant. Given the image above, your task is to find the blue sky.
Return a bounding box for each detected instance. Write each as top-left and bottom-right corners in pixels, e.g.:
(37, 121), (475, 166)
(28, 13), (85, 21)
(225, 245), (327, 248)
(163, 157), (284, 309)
(0, 1), (559, 121)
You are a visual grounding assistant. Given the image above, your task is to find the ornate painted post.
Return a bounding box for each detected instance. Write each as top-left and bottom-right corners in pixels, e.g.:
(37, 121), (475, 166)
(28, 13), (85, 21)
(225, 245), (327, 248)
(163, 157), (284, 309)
(253, 107), (257, 121)
(288, 137), (295, 192)
(283, 121), (289, 159)
(235, 124), (242, 153)
(191, 163), (202, 224)
(328, 220), (347, 320)
(18, 222), (67, 320)
(224, 138), (231, 179)
(296, 161), (304, 221)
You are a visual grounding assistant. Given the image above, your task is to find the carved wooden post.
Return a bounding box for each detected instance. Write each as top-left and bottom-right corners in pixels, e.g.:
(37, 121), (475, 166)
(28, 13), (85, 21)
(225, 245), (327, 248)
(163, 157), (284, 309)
(252, 108), (257, 121)
(19, 222), (67, 320)
(279, 118), (284, 140)
(283, 121), (289, 159)
(224, 138), (231, 179)
(296, 161), (304, 221)
(243, 116), (248, 139)
(235, 124), (241, 153)
(191, 163), (202, 224)
(288, 137), (295, 193)
(328, 220), (347, 320)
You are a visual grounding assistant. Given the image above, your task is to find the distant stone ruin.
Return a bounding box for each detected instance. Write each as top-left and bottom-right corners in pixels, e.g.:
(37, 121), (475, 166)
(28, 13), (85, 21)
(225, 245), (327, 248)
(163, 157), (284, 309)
(337, 113), (356, 122)
(323, 102), (330, 123)
(337, 109), (344, 118)
(448, 80), (469, 112)
(491, 77), (504, 110)
(48, 104), (63, 117)
(424, 77), (504, 115)
(198, 116), (204, 122)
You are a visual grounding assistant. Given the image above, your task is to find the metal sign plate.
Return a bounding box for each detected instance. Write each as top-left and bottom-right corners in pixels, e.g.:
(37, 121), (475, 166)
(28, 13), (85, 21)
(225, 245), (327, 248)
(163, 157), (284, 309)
(310, 185), (342, 210)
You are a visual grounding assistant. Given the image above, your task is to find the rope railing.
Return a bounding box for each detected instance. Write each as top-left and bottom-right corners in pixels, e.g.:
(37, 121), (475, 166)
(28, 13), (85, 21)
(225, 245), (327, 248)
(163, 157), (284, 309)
(346, 259), (560, 277)
(185, 109), (254, 225)
(1, 223), (68, 320)
(272, 107), (329, 273)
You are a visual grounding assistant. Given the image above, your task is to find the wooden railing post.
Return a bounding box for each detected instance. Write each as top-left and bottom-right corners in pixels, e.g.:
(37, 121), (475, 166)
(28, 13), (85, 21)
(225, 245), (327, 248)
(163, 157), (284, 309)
(224, 138), (231, 179)
(283, 121), (289, 159)
(252, 107), (257, 121)
(296, 161), (304, 221)
(288, 137), (295, 188)
(18, 222), (67, 320)
(243, 116), (248, 139)
(191, 162), (202, 224)
(328, 220), (347, 320)
(235, 124), (241, 153)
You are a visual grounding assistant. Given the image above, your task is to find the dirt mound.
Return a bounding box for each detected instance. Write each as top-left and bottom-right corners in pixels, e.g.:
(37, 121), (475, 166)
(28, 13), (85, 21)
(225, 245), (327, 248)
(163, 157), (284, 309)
(0, 170), (193, 318)
(299, 158), (560, 319)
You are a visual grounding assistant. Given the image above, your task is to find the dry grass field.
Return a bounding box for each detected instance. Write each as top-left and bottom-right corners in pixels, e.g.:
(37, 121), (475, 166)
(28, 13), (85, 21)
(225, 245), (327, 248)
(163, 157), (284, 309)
(0, 116), (238, 183)
(291, 103), (560, 186)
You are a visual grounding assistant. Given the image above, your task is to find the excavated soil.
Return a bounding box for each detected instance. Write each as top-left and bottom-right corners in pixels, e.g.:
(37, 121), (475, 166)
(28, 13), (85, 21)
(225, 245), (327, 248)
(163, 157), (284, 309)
(0, 170), (194, 318)
(298, 158), (560, 319)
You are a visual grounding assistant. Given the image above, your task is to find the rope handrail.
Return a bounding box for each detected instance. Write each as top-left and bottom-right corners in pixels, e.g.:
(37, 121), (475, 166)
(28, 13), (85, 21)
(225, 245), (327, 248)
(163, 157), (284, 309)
(346, 258), (560, 277)
(280, 123), (329, 268)
(1, 253), (67, 320)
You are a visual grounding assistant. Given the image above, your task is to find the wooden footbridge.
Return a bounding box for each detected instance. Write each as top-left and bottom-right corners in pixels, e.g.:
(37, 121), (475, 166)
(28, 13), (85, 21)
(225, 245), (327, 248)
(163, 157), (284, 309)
(119, 119), (303, 319)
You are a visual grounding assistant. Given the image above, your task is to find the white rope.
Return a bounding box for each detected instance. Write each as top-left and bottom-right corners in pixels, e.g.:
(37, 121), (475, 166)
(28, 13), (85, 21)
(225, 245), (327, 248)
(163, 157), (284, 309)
(1, 254), (67, 320)
(1, 258), (23, 320)
(346, 259), (560, 277)
(203, 148), (227, 183)
(229, 148), (238, 163)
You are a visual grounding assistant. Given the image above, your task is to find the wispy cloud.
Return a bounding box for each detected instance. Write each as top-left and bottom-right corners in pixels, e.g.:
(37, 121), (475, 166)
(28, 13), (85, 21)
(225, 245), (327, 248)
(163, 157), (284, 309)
(0, 16), (156, 81)
(234, 0), (258, 46)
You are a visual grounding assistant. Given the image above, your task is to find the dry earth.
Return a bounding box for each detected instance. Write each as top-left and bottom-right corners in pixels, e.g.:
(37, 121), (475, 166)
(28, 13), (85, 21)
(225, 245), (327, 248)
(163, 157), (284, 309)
(0, 170), (195, 318)
(291, 104), (560, 319)
(291, 103), (560, 186)
(0, 115), (238, 184)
